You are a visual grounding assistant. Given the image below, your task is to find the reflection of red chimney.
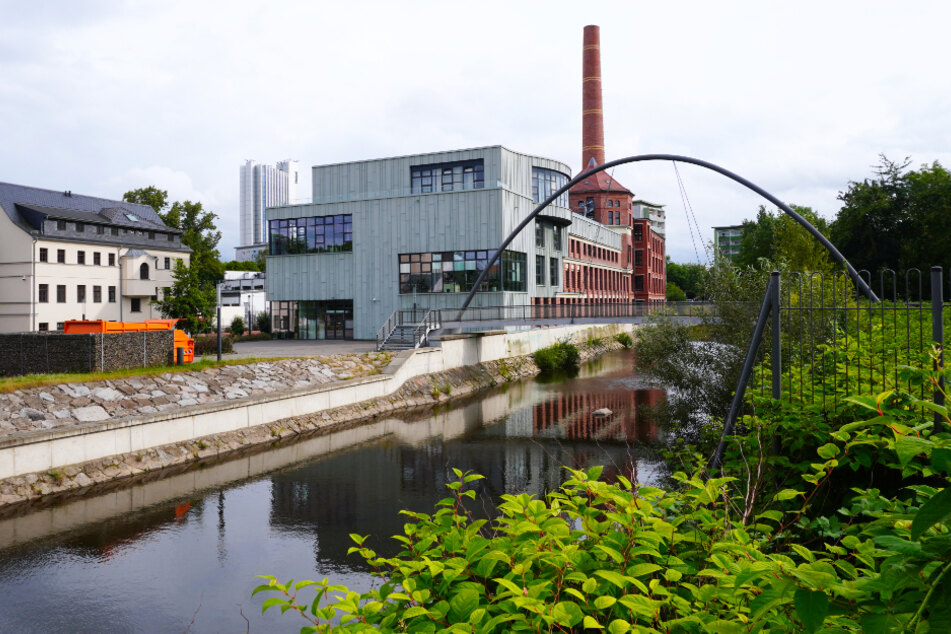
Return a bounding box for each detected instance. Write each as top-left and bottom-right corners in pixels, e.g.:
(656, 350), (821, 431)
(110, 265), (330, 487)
(582, 25), (605, 169)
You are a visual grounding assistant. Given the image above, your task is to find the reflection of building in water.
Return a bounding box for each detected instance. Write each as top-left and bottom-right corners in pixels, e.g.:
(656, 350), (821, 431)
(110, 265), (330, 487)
(532, 388), (664, 444)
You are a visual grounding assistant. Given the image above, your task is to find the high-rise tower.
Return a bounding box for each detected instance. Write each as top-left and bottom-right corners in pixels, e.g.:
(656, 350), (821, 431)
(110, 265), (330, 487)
(237, 159), (299, 260)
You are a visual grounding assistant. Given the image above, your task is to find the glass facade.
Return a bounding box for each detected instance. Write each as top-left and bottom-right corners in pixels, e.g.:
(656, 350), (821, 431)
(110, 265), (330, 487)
(271, 300), (354, 340)
(411, 159), (485, 194)
(531, 167), (569, 207)
(399, 250), (526, 294)
(269, 215), (352, 255)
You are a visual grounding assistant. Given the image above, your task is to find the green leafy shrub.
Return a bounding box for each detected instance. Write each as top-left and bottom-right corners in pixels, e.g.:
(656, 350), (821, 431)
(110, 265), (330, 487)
(614, 332), (633, 349)
(194, 334), (233, 356)
(230, 316), (246, 337)
(533, 341), (580, 372)
(256, 311), (272, 334)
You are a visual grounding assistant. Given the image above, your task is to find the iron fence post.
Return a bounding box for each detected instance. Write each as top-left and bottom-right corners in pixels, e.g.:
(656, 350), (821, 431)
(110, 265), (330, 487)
(770, 271), (782, 456)
(931, 266), (945, 432)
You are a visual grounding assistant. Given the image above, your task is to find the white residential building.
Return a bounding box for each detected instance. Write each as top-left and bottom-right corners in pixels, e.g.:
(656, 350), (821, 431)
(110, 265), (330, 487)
(237, 159), (299, 260)
(0, 182), (191, 333)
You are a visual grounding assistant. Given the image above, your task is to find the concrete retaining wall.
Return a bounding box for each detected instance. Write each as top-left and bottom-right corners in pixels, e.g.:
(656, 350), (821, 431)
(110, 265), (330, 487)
(0, 323), (635, 481)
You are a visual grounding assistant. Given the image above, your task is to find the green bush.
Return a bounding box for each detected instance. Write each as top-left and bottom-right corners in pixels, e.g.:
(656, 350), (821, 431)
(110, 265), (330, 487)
(614, 332), (634, 349)
(194, 334), (232, 356)
(256, 311), (272, 334)
(533, 341), (580, 371)
(237, 332), (272, 342)
(230, 316), (246, 337)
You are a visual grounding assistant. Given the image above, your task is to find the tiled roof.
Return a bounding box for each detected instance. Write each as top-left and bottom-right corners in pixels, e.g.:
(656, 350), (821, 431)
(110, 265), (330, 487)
(0, 181), (177, 234)
(569, 164), (633, 195)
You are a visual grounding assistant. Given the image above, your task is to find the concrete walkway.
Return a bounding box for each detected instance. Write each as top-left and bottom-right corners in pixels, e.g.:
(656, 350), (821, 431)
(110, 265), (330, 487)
(226, 339), (378, 359)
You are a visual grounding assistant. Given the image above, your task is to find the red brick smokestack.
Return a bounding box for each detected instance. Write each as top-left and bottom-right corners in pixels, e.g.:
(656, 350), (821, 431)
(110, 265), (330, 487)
(582, 25), (605, 169)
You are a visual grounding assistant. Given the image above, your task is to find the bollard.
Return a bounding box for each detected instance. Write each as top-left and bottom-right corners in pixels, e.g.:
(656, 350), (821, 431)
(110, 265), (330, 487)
(176, 346), (184, 366)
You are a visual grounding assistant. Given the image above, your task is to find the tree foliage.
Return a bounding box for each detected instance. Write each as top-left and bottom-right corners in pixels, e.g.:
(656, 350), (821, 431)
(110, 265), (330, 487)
(665, 258), (707, 299)
(123, 186), (224, 332)
(734, 205), (835, 274)
(831, 156), (951, 274)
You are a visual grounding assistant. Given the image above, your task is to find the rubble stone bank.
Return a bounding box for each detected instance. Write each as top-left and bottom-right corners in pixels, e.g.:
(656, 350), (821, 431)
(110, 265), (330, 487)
(0, 341), (621, 509)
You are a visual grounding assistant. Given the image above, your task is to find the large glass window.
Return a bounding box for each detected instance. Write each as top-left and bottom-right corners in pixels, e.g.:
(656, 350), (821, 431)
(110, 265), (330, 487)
(535, 222), (544, 248)
(553, 227), (562, 251)
(271, 300), (353, 340)
(532, 167), (569, 207)
(412, 159), (484, 194)
(536, 255), (545, 285)
(398, 249), (526, 294)
(549, 257), (559, 287)
(269, 214), (353, 255)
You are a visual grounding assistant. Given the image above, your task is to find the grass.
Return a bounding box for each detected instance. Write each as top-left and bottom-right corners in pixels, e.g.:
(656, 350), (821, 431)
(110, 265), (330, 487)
(0, 356), (288, 394)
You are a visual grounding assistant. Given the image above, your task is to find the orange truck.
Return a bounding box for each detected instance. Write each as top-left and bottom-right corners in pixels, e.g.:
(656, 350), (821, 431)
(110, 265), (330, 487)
(63, 319), (195, 363)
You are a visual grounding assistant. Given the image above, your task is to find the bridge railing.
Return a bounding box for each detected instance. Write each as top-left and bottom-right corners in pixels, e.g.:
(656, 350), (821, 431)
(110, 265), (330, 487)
(439, 301), (712, 324)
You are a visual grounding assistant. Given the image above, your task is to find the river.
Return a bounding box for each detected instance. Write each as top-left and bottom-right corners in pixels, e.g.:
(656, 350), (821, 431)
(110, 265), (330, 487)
(0, 349), (665, 633)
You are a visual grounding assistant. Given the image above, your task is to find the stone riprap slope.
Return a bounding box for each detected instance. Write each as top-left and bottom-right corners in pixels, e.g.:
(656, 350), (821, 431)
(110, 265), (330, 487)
(0, 353), (392, 438)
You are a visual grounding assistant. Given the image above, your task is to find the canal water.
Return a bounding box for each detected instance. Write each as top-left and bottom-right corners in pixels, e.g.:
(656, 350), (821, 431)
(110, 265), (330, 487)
(0, 350), (665, 633)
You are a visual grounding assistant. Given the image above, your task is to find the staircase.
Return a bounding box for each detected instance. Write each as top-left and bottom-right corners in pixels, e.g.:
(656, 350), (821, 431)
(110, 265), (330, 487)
(376, 309), (442, 351)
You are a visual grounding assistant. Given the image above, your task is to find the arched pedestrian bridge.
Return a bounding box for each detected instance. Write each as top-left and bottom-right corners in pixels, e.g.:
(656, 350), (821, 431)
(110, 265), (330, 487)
(376, 302), (711, 350)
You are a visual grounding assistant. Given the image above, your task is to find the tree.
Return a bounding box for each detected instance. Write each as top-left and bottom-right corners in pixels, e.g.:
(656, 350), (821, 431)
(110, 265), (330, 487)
(154, 259), (216, 334)
(773, 205), (836, 275)
(222, 260), (262, 272)
(124, 186), (225, 331)
(666, 282), (687, 302)
(734, 206), (778, 269)
(665, 258), (707, 299)
(829, 156), (910, 274)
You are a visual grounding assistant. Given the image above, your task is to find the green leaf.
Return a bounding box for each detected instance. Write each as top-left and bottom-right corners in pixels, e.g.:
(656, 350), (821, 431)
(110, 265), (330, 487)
(774, 489), (802, 501)
(932, 447), (951, 473)
(552, 601), (584, 627)
(912, 486), (951, 540)
(594, 570), (628, 589)
(794, 588), (828, 633)
(583, 615), (604, 629)
(627, 563), (661, 578)
(449, 588), (480, 622)
(607, 619), (631, 634)
(817, 443), (839, 459)
(402, 605), (432, 619)
(594, 595), (617, 609)
(895, 435), (932, 466)
(260, 597), (287, 614)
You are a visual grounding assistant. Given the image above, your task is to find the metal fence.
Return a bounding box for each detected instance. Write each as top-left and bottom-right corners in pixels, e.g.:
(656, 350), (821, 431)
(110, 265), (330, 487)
(714, 267), (948, 466)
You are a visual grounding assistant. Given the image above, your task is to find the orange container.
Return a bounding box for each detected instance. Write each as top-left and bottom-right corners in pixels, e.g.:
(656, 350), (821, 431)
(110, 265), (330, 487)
(64, 319), (194, 363)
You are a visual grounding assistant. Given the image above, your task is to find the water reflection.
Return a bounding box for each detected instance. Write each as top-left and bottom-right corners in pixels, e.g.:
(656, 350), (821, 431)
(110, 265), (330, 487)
(0, 350), (666, 633)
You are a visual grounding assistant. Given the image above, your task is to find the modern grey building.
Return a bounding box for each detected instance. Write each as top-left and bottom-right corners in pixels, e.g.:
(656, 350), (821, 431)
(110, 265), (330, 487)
(266, 146), (624, 340)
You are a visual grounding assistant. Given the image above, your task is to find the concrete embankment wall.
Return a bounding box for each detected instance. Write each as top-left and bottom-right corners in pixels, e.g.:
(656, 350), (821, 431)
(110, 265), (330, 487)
(0, 323), (634, 490)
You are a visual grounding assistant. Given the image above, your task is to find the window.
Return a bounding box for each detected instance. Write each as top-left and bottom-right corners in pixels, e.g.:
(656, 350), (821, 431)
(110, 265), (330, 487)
(553, 227), (562, 251)
(76, 222), (84, 233)
(398, 249), (524, 294)
(77, 285), (86, 303)
(131, 298), (141, 312)
(607, 200), (613, 207)
(139, 263), (149, 279)
(38, 284), (48, 303)
(97, 225), (104, 234)
(93, 286), (102, 303)
(148, 231), (155, 240)
(167, 233), (174, 242)
(549, 257), (559, 287)
(268, 214), (353, 255)
(56, 322), (64, 331)
(164, 257), (170, 269)
(411, 159), (484, 194)
(38, 323), (48, 332)
(108, 286), (116, 303)
(582, 197), (595, 219)
(93, 252), (101, 265)
(108, 253), (116, 266)
(531, 167), (570, 207)
(535, 222), (545, 248)
(56, 220), (66, 231)
(56, 285), (66, 303)
(77, 251), (86, 265)
(111, 227), (119, 236)
(634, 224), (644, 242)
(57, 249), (65, 263)
(125, 213), (139, 222)
(634, 276), (644, 292)
(39, 248), (47, 262)
(536, 255), (545, 285)
(635, 250), (644, 266)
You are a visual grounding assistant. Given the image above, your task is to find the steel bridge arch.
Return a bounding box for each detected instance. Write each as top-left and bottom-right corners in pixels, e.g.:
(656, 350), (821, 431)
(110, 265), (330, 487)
(461, 153), (877, 308)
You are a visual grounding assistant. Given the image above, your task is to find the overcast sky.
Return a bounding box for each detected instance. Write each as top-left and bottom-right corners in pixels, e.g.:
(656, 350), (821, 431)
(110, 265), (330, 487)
(2, 0), (949, 264)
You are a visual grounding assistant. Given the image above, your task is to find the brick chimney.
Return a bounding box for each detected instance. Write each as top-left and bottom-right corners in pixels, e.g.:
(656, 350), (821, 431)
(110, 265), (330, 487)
(582, 25), (605, 169)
